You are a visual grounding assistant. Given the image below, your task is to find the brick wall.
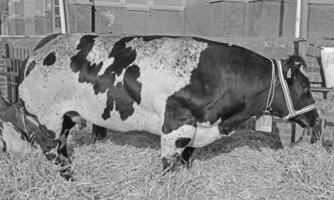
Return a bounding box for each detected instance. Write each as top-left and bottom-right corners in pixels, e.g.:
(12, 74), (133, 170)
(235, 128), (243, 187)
(69, 4), (184, 35)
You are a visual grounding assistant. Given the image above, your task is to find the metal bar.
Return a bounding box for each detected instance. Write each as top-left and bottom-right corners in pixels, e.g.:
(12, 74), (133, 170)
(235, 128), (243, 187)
(310, 87), (333, 92)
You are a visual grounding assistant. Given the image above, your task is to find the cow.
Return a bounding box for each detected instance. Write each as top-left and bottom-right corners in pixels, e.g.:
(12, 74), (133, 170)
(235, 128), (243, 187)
(0, 94), (74, 178)
(0, 95), (57, 156)
(18, 33), (319, 177)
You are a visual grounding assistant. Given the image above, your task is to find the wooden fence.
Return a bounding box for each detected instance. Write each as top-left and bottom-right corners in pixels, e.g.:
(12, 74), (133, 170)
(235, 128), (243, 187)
(0, 44), (30, 103)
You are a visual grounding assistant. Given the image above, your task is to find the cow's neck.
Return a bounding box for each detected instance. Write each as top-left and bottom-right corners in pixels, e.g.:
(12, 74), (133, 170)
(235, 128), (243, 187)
(265, 59), (290, 118)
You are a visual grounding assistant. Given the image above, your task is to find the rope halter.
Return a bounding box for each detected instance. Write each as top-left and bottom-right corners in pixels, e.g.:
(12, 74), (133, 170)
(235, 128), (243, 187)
(266, 59), (316, 121)
(19, 106), (35, 143)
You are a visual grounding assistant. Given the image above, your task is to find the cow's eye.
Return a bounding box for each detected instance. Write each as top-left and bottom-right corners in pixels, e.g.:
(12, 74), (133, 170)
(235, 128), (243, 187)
(302, 84), (309, 93)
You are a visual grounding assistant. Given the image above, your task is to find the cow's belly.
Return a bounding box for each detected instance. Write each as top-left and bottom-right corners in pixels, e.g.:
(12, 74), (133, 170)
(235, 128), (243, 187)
(19, 62), (188, 135)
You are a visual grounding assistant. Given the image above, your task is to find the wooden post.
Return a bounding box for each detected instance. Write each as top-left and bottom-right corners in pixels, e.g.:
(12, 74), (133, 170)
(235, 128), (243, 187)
(291, 123), (296, 143)
(242, 2), (250, 36)
(278, 0), (285, 36)
(300, 0), (309, 58)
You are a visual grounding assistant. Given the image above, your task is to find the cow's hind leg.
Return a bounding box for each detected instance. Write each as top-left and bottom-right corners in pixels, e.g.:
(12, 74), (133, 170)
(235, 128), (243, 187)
(161, 95), (197, 171)
(92, 124), (107, 143)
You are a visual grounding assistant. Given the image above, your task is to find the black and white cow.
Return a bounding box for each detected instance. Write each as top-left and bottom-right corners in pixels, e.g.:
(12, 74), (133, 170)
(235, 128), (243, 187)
(0, 95), (57, 157)
(19, 33), (319, 174)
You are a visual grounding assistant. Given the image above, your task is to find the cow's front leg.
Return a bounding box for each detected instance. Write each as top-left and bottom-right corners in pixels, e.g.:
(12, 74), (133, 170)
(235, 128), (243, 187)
(92, 124), (107, 143)
(161, 124), (196, 171)
(181, 147), (196, 168)
(219, 110), (252, 134)
(52, 111), (79, 180)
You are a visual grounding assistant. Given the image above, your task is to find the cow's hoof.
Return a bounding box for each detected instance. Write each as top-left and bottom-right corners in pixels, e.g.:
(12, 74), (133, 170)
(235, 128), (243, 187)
(162, 157), (170, 172)
(181, 158), (193, 169)
(162, 153), (183, 173)
(60, 167), (75, 181)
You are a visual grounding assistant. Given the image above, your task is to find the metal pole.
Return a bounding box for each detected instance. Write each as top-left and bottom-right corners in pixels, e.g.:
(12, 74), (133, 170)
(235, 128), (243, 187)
(59, 0), (67, 33)
(295, 0), (302, 38)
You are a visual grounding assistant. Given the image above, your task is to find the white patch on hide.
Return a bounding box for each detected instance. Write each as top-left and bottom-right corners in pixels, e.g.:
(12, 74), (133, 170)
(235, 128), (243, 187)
(98, 57), (114, 76)
(161, 124), (196, 159)
(114, 67), (127, 86)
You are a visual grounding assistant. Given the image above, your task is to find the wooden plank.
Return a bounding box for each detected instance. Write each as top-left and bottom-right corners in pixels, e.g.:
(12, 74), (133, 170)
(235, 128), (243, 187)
(301, 0), (309, 39)
(150, 5), (184, 11)
(278, 0), (284, 37)
(325, 121), (334, 127)
(185, 0), (207, 7)
(210, 0), (260, 2)
(309, 0), (334, 5)
(242, 2), (249, 36)
(310, 87), (333, 92)
(0, 72), (18, 76)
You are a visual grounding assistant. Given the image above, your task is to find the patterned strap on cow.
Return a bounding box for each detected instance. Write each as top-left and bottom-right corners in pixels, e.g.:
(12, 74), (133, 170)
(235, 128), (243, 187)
(20, 107), (28, 134)
(265, 59), (276, 112)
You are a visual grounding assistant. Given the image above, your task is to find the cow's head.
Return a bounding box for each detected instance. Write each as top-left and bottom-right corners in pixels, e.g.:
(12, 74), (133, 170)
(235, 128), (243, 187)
(272, 56), (319, 128)
(0, 96), (57, 155)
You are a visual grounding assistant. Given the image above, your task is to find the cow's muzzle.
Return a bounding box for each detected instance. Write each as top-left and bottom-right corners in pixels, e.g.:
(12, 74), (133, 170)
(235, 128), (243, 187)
(162, 153), (184, 172)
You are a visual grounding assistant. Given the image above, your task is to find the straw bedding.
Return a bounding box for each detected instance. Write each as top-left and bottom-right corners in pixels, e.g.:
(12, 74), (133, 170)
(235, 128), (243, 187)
(1, 128), (334, 200)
